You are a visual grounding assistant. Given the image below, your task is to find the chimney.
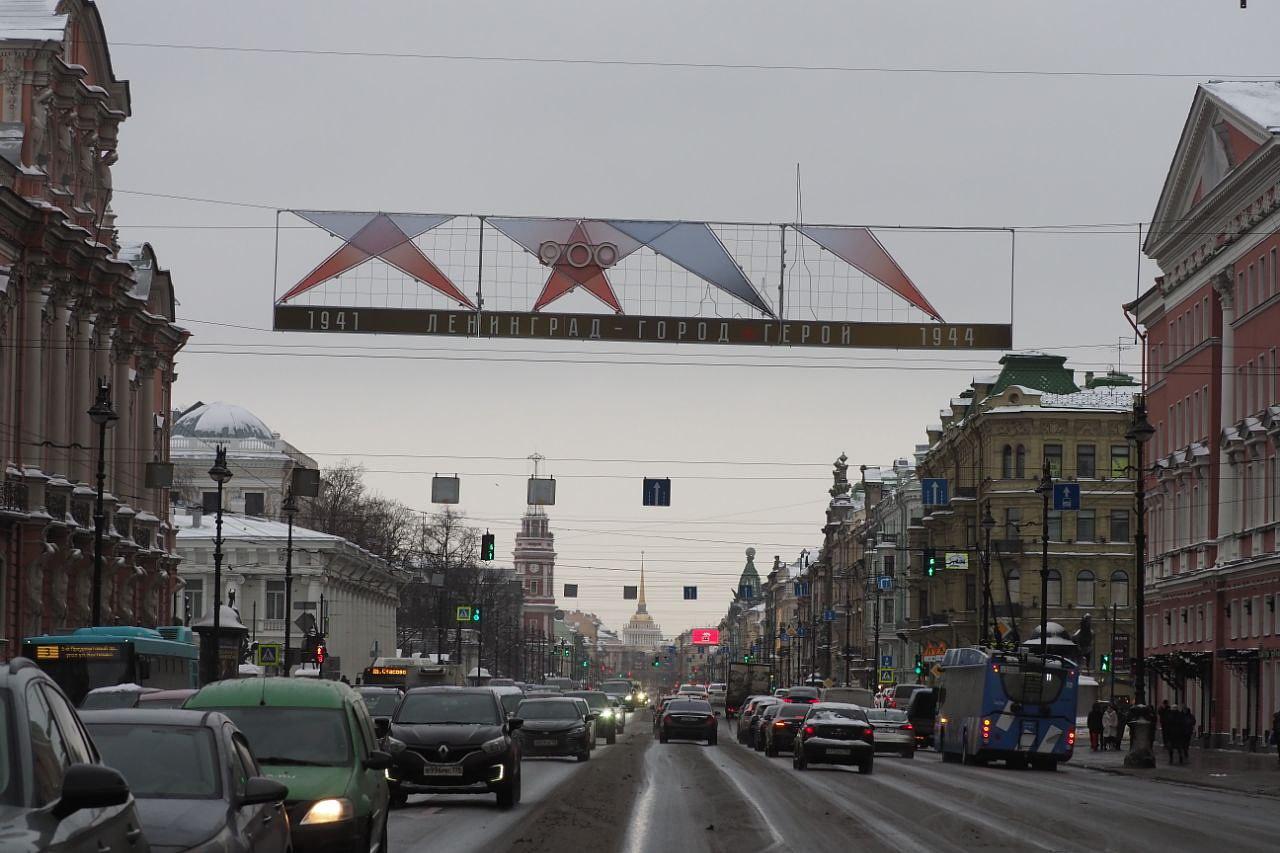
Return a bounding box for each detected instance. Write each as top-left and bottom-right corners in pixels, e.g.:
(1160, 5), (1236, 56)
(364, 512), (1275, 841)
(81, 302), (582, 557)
(191, 506), (203, 528)
(1084, 371), (1095, 387)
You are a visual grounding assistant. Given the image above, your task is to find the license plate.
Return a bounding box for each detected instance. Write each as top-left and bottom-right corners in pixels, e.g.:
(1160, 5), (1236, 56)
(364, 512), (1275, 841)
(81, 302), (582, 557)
(535, 739), (559, 746)
(424, 765), (464, 776)
(678, 717), (700, 723)
(826, 748), (851, 756)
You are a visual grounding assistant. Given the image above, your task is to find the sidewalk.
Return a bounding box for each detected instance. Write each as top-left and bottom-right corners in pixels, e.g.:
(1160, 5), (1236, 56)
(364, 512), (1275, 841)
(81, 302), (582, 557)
(1072, 742), (1280, 797)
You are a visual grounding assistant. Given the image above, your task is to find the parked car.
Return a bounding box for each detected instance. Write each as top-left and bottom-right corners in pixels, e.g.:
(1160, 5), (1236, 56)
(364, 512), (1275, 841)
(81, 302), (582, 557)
(906, 687), (937, 748)
(764, 703), (811, 756)
(135, 689), (198, 709)
(83, 708), (290, 852)
(514, 697), (594, 761)
(736, 697), (779, 744)
(0, 658), (148, 853)
(565, 691), (619, 744)
(186, 677), (392, 851)
(882, 684), (926, 710)
(79, 684), (162, 710)
(864, 708), (916, 758)
(821, 686), (875, 707)
(793, 702), (875, 774)
(657, 699), (717, 745)
(755, 703), (785, 751)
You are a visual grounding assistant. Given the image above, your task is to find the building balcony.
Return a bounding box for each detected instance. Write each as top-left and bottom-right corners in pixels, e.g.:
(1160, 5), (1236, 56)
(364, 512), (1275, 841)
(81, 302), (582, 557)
(1, 479), (28, 513)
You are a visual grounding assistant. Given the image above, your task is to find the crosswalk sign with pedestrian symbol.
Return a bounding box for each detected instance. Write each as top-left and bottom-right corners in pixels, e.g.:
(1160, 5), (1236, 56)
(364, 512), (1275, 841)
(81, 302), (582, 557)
(255, 643), (282, 667)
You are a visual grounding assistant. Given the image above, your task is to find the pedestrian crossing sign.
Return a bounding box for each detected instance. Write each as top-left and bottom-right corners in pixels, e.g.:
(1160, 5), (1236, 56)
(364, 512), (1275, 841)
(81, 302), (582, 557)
(878, 668), (895, 684)
(256, 643), (282, 667)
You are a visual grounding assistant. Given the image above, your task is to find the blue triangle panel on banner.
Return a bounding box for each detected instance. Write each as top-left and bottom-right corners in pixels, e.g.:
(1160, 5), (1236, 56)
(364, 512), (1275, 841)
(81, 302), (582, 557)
(385, 213), (455, 239)
(292, 210), (384, 241)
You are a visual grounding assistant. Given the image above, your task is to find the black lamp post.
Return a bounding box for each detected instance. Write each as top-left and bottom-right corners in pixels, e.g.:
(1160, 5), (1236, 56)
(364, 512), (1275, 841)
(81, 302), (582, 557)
(205, 446), (233, 684)
(980, 503), (997, 646)
(1035, 460), (1054, 658)
(1125, 397), (1155, 705)
(88, 381), (118, 626)
(281, 492), (298, 669)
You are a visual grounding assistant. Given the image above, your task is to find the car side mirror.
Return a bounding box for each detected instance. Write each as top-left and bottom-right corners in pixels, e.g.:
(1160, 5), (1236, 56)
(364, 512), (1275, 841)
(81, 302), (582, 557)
(507, 717), (524, 731)
(374, 718), (390, 739)
(52, 764), (130, 819)
(364, 750), (393, 771)
(586, 712), (599, 721)
(238, 776), (288, 807)
(383, 736), (407, 756)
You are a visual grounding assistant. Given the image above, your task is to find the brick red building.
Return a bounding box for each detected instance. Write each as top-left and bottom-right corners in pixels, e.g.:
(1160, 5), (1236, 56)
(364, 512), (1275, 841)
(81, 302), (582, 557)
(1132, 82), (1280, 748)
(1, 1), (187, 656)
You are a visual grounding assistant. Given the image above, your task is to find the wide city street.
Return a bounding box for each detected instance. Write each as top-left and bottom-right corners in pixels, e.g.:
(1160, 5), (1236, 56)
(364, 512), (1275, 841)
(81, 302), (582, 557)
(389, 711), (1276, 853)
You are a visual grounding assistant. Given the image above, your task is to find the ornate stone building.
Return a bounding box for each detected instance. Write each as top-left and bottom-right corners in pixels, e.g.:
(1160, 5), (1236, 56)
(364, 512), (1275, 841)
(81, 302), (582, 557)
(622, 561), (664, 650)
(1, 1), (187, 655)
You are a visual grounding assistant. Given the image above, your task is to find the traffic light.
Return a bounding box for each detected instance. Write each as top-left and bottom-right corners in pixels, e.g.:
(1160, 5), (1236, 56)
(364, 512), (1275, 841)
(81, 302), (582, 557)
(1100, 653), (1112, 672)
(314, 638), (327, 665)
(581, 659), (589, 668)
(652, 656), (660, 667)
(480, 531), (495, 561)
(924, 549), (940, 577)
(914, 654), (924, 676)
(471, 606), (483, 625)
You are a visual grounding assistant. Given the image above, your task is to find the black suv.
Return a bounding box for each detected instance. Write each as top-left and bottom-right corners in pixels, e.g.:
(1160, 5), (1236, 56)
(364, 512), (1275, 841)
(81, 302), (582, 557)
(0, 658), (148, 852)
(386, 687), (523, 809)
(564, 691), (619, 744)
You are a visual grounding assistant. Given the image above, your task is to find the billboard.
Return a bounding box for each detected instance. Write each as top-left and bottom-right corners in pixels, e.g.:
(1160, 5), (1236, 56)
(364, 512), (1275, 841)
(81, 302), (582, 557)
(691, 628), (721, 646)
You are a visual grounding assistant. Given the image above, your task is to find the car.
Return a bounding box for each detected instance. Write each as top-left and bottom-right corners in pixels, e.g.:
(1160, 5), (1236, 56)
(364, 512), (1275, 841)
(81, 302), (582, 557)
(565, 696), (597, 748)
(819, 686), (874, 707)
(736, 697), (778, 744)
(906, 688), (937, 748)
(0, 658), (148, 853)
(882, 684), (925, 709)
(773, 688), (790, 699)
(764, 703), (811, 756)
(652, 695), (680, 732)
(677, 683), (707, 697)
(565, 691), (620, 744)
(783, 686), (821, 705)
(186, 676), (392, 851)
(707, 683), (727, 714)
(487, 678), (516, 687)
(755, 703), (784, 750)
(79, 684), (162, 710)
(657, 699), (717, 745)
(514, 697), (595, 761)
(355, 686), (402, 726)
(864, 708), (916, 758)
(135, 689), (198, 709)
(793, 702), (875, 774)
(83, 709), (290, 852)
(382, 686), (523, 808)
(542, 677), (578, 692)
(492, 685), (526, 720)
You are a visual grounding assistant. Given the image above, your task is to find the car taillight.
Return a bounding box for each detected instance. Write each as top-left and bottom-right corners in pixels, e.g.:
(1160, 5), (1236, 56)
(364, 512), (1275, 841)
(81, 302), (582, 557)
(774, 721), (788, 728)
(862, 727), (874, 738)
(982, 718), (991, 740)
(663, 715), (673, 725)
(1067, 729), (1076, 746)
(803, 725), (815, 738)
(900, 723), (913, 731)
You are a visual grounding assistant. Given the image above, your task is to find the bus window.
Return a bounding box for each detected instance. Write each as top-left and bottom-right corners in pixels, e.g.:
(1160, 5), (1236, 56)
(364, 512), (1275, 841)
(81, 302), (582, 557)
(1000, 666), (1065, 705)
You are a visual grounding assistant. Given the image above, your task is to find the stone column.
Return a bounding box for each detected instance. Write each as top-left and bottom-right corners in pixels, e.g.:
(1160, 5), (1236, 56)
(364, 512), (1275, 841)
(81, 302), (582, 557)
(1213, 271), (1238, 564)
(135, 354), (156, 516)
(45, 292), (70, 478)
(111, 335), (133, 504)
(72, 306), (95, 483)
(21, 280), (46, 471)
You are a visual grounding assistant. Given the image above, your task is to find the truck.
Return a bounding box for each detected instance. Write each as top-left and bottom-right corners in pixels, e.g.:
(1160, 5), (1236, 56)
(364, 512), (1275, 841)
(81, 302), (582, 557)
(725, 662), (772, 719)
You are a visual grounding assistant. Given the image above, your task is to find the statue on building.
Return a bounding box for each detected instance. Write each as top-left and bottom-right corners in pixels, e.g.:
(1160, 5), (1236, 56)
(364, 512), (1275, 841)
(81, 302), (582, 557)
(829, 452), (851, 499)
(1072, 613), (1094, 663)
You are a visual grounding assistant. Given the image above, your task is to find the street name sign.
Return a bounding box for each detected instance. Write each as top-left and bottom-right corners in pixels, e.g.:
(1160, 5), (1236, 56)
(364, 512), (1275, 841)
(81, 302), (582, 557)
(921, 478), (949, 507)
(1053, 483), (1082, 511)
(642, 477), (671, 507)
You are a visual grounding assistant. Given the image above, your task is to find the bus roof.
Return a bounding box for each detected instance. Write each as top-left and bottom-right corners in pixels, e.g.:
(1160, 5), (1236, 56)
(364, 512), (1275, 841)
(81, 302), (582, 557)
(940, 646), (1074, 669)
(23, 626), (198, 660)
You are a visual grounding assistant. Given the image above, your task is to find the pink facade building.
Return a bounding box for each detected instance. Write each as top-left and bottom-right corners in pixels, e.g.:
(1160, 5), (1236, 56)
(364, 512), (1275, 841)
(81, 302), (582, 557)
(515, 507), (557, 641)
(1132, 82), (1280, 748)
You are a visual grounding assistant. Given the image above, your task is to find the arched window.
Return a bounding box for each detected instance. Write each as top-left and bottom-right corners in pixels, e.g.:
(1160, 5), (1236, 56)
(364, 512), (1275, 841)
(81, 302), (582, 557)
(1110, 570), (1130, 607)
(1006, 568), (1020, 604)
(1046, 569), (1062, 607)
(1001, 445), (1013, 479)
(1015, 445), (1027, 478)
(1076, 570), (1096, 607)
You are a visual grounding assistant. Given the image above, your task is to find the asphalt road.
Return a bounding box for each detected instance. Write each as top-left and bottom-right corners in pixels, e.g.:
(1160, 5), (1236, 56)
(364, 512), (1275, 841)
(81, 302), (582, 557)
(390, 714), (1276, 853)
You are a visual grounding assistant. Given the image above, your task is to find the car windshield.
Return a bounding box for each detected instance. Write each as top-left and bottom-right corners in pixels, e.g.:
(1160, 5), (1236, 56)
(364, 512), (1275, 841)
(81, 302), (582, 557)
(517, 700), (581, 721)
(360, 693), (400, 716)
(397, 693), (501, 725)
(666, 700), (710, 713)
(88, 724), (221, 799)
(499, 693), (524, 715)
(866, 709), (908, 722)
(0, 691), (15, 806)
(217, 707), (352, 766)
(567, 692), (610, 710)
(137, 695), (190, 709)
(810, 707), (869, 723)
(778, 705), (810, 718)
(601, 682), (630, 693)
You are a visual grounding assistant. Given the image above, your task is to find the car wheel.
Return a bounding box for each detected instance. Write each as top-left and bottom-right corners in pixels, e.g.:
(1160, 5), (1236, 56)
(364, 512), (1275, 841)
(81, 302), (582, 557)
(708, 733), (718, 746)
(903, 749), (915, 760)
(859, 757), (874, 775)
(496, 774), (520, 809)
(578, 746), (591, 762)
(793, 752), (806, 771)
(390, 790), (409, 809)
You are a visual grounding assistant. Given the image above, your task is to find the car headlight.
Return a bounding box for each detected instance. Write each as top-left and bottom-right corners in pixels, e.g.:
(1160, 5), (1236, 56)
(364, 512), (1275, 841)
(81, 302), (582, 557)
(300, 798), (353, 825)
(602, 708), (614, 718)
(625, 694), (633, 701)
(569, 726), (586, 735)
(482, 736), (507, 755)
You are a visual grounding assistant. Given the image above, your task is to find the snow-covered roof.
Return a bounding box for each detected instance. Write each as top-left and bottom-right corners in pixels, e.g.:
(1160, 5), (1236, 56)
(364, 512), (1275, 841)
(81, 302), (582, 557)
(173, 402), (274, 440)
(0, 1), (66, 42)
(1204, 81), (1280, 133)
(174, 512), (342, 543)
(1039, 385), (1140, 411)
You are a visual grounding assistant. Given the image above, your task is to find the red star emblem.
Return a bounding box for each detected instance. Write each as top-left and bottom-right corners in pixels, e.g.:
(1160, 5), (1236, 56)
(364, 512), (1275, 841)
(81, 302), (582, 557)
(532, 222), (624, 313)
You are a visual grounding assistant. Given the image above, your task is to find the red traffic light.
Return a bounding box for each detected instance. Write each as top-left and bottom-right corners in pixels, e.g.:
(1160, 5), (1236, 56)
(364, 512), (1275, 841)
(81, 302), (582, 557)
(314, 643), (327, 664)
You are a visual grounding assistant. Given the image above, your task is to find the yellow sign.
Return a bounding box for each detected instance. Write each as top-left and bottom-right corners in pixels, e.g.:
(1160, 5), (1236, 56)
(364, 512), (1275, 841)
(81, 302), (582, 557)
(35, 645), (59, 660)
(255, 643), (282, 666)
(370, 666), (408, 677)
(38, 644), (123, 661)
(879, 668), (895, 684)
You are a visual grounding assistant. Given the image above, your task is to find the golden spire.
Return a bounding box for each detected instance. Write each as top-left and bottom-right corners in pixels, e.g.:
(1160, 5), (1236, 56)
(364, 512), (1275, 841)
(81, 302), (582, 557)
(637, 550), (648, 613)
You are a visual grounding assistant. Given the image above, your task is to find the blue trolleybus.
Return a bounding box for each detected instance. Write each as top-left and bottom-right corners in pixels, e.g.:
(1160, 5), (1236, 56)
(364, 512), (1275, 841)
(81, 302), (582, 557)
(22, 625), (199, 706)
(935, 646), (1078, 770)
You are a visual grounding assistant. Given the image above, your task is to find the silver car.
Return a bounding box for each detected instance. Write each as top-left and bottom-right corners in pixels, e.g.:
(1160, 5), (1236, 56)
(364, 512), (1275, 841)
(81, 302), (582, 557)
(865, 708), (916, 757)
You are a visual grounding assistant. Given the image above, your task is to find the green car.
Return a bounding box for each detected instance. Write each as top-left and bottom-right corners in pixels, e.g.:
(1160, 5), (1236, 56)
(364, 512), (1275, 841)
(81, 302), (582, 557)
(186, 677), (392, 853)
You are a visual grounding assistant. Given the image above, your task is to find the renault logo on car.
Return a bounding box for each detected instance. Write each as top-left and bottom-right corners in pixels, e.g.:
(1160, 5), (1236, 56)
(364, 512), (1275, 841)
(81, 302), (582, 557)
(437, 744), (450, 761)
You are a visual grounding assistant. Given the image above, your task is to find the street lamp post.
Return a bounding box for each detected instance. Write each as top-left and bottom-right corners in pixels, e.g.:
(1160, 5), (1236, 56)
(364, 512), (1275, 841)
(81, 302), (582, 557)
(1035, 460), (1053, 658)
(980, 503), (997, 646)
(88, 381), (118, 626)
(281, 493), (298, 669)
(1124, 394), (1157, 769)
(205, 446), (233, 684)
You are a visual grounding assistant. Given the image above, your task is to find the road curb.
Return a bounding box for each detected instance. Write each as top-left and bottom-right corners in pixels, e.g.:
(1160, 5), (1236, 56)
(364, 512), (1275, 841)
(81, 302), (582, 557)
(1071, 759), (1280, 800)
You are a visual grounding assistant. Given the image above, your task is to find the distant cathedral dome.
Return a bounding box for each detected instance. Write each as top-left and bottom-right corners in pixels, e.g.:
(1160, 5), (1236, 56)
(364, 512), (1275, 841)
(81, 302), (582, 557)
(173, 402), (274, 440)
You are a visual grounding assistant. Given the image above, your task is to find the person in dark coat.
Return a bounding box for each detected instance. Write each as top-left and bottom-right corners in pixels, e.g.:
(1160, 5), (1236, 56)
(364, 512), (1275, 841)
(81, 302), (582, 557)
(1164, 707), (1183, 764)
(1087, 703), (1105, 751)
(1157, 699), (1173, 747)
(1177, 706), (1195, 764)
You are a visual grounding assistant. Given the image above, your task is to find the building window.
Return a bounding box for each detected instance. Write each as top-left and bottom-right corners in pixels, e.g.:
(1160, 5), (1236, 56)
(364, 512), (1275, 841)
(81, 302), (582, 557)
(1004, 507), (1022, 541)
(1016, 445), (1027, 478)
(1006, 568), (1020, 604)
(1076, 509), (1096, 542)
(1110, 445), (1131, 478)
(1044, 444), (1063, 478)
(883, 555), (895, 577)
(1046, 570), (1062, 607)
(265, 580), (285, 620)
(883, 598), (895, 625)
(244, 492), (265, 516)
(185, 579), (204, 622)
(531, 580), (540, 596)
(964, 575), (976, 612)
(1076, 570), (1095, 607)
(202, 491), (220, 513)
(1110, 509), (1130, 543)
(1047, 511), (1062, 542)
(1076, 444), (1096, 479)
(1002, 445), (1013, 479)
(1110, 570), (1129, 607)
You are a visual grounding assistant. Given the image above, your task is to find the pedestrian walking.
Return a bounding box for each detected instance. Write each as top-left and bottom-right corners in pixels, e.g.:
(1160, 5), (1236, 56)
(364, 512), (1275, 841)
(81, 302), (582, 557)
(1102, 704), (1120, 751)
(1087, 702), (1105, 751)
(1157, 699), (1172, 747)
(1177, 706), (1195, 764)
(1164, 708), (1182, 764)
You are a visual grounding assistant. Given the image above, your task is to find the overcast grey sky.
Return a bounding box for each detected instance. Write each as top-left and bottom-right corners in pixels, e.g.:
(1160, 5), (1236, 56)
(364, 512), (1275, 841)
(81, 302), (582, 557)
(97, 0), (1273, 637)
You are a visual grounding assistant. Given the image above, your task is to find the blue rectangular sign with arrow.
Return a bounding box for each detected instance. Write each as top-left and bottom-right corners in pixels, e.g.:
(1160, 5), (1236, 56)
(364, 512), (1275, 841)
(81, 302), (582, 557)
(1053, 483), (1082, 511)
(921, 478), (949, 507)
(643, 477), (671, 507)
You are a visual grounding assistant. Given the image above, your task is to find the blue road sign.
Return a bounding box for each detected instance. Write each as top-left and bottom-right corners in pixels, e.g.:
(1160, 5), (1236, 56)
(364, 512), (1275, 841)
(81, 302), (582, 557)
(877, 576), (893, 591)
(1053, 482), (1082, 511)
(797, 626), (809, 638)
(823, 609), (837, 622)
(881, 655), (893, 667)
(922, 478), (949, 507)
(643, 477), (672, 507)
(683, 585), (697, 600)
